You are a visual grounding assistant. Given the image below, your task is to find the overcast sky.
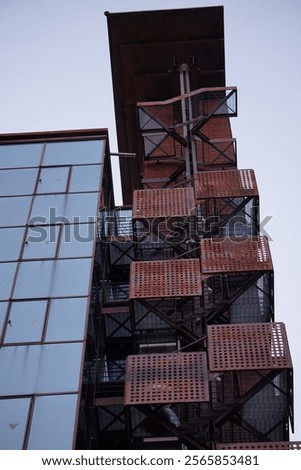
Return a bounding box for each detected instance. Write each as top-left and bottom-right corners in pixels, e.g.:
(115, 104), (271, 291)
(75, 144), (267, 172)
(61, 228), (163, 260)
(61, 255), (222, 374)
(0, 0), (300, 441)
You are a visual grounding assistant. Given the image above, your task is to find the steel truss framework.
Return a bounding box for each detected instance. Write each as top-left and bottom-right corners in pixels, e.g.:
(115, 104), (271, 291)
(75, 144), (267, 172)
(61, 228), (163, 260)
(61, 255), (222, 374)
(138, 87), (238, 168)
(83, 82), (299, 450)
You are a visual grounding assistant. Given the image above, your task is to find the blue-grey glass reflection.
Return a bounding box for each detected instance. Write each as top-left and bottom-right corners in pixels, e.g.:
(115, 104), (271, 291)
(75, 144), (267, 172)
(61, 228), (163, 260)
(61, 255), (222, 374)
(0, 196), (32, 227)
(27, 394), (78, 450)
(43, 139), (105, 166)
(0, 143), (43, 169)
(45, 297), (88, 342)
(69, 164), (102, 192)
(4, 300), (47, 344)
(37, 166), (69, 194)
(30, 193), (99, 225)
(13, 259), (93, 298)
(23, 225), (60, 259)
(0, 168), (38, 196)
(0, 398), (31, 450)
(59, 223), (96, 258)
(0, 263), (17, 300)
(0, 302), (8, 337)
(0, 227), (24, 261)
(0, 343), (83, 395)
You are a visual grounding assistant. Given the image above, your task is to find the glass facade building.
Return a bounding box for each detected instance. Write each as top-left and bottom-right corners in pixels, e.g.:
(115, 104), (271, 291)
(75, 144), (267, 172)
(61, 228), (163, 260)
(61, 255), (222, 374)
(0, 130), (114, 449)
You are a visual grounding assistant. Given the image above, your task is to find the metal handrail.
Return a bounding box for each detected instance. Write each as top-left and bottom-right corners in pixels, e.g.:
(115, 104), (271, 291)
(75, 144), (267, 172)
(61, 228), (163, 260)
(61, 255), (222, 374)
(137, 86), (237, 107)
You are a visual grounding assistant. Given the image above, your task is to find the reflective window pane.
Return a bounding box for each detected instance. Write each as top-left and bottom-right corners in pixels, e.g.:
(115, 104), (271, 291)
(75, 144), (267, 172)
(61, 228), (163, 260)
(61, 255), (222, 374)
(0, 302), (8, 338)
(69, 164), (102, 192)
(0, 143), (43, 169)
(14, 259), (93, 299)
(0, 196), (31, 227)
(0, 398), (30, 450)
(0, 263), (17, 300)
(23, 225), (59, 259)
(4, 300), (48, 344)
(0, 343), (83, 395)
(116, 209), (133, 236)
(37, 166), (69, 194)
(59, 223), (95, 258)
(0, 227), (24, 261)
(43, 140), (105, 165)
(27, 394), (78, 450)
(46, 297), (88, 342)
(30, 193), (99, 225)
(0, 168), (38, 196)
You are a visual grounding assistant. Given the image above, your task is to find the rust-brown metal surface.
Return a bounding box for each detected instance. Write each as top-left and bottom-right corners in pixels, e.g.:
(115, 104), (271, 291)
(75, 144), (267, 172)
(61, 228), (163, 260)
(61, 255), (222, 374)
(124, 352), (209, 405)
(195, 169), (258, 199)
(216, 441), (301, 450)
(207, 322), (293, 371)
(200, 236), (273, 273)
(106, 7), (225, 203)
(132, 187), (195, 219)
(129, 259), (202, 299)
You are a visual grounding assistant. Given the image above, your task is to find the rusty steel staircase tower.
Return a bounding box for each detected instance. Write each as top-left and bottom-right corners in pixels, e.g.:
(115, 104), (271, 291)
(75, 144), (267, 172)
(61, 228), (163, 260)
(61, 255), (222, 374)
(76, 6), (300, 450)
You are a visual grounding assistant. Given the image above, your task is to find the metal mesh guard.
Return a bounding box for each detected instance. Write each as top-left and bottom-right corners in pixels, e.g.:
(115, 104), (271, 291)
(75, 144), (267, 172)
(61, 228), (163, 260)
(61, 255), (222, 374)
(201, 236), (273, 273)
(129, 259), (202, 299)
(132, 187), (195, 218)
(195, 169), (258, 199)
(124, 352), (209, 405)
(207, 323), (292, 371)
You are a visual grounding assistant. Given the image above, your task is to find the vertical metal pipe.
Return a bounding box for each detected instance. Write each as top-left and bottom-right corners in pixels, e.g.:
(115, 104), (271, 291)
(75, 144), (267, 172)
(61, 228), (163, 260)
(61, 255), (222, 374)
(179, 64), (197, 182)
(179, 64), (191, 181)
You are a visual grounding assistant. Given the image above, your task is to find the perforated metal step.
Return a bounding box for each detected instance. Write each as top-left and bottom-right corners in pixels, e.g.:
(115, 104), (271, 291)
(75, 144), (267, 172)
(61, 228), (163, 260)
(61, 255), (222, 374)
(195, 169), (258, 199)
(201, 236), (273, 273)
(132, 187), (195, 219)
(207, 322), (292, 371)
(129, 259), (202, 299)
(216, 441), (301, 450)
(124, 352), (209, 405)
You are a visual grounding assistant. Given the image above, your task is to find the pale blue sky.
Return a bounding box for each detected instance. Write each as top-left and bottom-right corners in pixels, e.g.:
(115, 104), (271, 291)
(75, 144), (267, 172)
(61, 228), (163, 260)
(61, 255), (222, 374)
(0, 0), (301, 440)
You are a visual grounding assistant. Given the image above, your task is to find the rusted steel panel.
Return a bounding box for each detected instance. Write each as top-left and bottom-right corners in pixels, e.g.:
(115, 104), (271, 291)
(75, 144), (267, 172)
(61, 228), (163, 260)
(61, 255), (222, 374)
(207, 323), (293, 371)
(94, 396), (124, 406)
(195, 169), (258, 199)
(124, 352), (209, 405)
(200, 236), (273, 273)
(132, 187), (195, 219)
(129, 259), (202, 299)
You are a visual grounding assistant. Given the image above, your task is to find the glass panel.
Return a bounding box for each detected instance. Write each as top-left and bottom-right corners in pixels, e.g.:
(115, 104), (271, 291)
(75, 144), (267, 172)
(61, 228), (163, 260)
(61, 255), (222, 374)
(23, 225), (59, 259)
(0, 263), (17, 300)
(59, 223), (95, 258)
(4, 300), (48, 344)
(0, 143), (43, 169)
(116, 209), (133, 236)
(14, 259), (93, 299)
(0, 398), (30, 450)
(0, 343), (83, 395)
(45, 297), (88, 342)
(69, 164), (102, 192)
(0, 168), (38, 196)
(43, 139), (105, 165)
(0, 302), (8, 338)
(0, 196), (31, 227)
(27, 394), (78, 450)
(37, 166), (69, 194)
(30, 193), (99, 225)
(0, 227), (24, 261)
